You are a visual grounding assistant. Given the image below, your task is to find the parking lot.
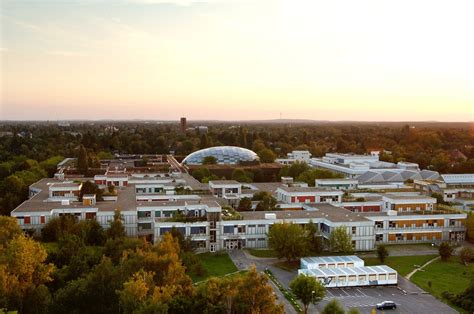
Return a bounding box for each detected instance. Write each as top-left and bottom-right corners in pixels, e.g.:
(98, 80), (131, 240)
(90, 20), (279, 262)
(313, 286), (457, 314)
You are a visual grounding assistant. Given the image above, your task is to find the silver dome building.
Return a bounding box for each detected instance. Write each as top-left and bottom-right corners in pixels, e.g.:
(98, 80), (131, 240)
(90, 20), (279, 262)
(182, 146), (259, 165)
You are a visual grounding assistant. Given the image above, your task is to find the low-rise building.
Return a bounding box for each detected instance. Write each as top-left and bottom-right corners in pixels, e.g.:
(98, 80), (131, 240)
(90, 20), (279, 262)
(276, 186), (343, 204)
(382, 194), (436, 212)
(315, 179), (358, 190)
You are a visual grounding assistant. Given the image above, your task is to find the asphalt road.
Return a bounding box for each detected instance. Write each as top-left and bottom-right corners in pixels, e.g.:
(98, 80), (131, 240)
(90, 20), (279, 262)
(315, 286), (457, 314)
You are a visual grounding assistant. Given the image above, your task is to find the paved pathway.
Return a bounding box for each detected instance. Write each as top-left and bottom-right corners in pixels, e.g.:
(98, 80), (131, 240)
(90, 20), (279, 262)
(405, 256), (440, 280)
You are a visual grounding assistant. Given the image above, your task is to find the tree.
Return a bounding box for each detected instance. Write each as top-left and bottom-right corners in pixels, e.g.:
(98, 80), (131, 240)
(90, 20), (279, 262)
(107, 210), (126, 239)
(306, 220), (324, 255)
(377, 244), (389, 263)
(80, 180), (103, 201)
(466, 213), (474, 243)
(202, 156), (217, 165)
(237, 197), (252, 211)
(0, 234), (55, 313)
(268, 222), (308, 262)
(297, 169), (343, 186)
(191, 167), (211, 182)
(258, 149), (276, 163)
(195, 266), (283, 314)
(329, 226), (354, 254)
(439, 242), (454, 261)
(321, 299), (345, 314)
(231, 168), (253, 183)
(255, 193), (277, 211)
(460, 247), (474, 265)
(290, 274), (325, 314)
(234, 266), (284, 313)
(77, 144), (89, 175)
(0, 216), (22, 247)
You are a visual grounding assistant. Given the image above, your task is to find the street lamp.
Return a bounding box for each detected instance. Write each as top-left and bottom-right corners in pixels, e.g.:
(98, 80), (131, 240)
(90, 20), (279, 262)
(312, 290), (315, 305)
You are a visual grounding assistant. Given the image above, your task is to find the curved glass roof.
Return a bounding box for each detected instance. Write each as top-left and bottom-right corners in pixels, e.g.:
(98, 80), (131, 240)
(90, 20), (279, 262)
(182, 146), (259, 165)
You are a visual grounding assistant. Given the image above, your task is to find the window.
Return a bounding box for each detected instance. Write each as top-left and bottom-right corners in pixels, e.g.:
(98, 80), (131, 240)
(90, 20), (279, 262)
(190, 226), (206, 235)
(376, 234), (383, 242)
(349, 275), (356, 282)
(40, 215), (46, 224)
(328, 263), (335, 268)
(359, 275), (366, 281)
(351, 226), (357, 235)
(24, 216), (30, 224)
(223, 226), (234, 234)
(337, 263), (344, 268)
(347, 263), (354, 267)
(379, 274), (387, 280)
(369, 274), (377, 281)
(389, 273), (397, 280)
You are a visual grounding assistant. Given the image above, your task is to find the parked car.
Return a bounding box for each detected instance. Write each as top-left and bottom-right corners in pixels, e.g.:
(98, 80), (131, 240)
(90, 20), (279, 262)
(376, 301), (397, 310)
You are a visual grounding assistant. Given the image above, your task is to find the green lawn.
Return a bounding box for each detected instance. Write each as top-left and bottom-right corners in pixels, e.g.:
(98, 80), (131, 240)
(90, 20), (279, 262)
(364, 255), (437, 276)
(246, 248), (278, 258)
(191, 252), (238, 282)
(411, 257), (474, 313)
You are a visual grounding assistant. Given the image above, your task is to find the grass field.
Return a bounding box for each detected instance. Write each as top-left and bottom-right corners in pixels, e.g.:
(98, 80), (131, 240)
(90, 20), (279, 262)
(364, 255), (437, 276)
(191, 252), (238, 282)
(411, 257), (474, 313)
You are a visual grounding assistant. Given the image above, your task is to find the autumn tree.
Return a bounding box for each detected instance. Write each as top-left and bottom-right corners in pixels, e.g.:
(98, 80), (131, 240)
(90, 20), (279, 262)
(0, 234), (55, 313)
(195, 266), (283, 314)
(290, 274), (325, 314)
(0, 216), (21, 247)
(268, 222), (308, 262)
(329, 226), (354, 254)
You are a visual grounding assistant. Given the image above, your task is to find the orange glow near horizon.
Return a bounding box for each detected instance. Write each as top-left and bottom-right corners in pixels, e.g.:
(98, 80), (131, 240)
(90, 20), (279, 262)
(1, 0), (473, 121)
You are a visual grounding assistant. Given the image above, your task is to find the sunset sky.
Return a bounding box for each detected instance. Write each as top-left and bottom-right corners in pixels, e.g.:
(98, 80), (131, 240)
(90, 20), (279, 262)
(1, 0), (473, 121)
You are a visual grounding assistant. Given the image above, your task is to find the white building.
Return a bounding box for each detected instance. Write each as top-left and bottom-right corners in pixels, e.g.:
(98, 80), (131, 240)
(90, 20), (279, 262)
(315, 179), (358, 190)
(300, 256), (364, 269)
(276, 150), (311, 165)
(298, 265), (397, 287)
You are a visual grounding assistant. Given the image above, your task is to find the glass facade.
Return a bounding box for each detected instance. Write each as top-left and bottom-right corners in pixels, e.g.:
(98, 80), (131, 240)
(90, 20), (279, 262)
(182, 146), (259, 165)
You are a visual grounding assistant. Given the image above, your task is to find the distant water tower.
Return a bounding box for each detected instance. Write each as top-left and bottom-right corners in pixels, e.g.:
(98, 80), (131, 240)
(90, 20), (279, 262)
(180, 117), (187, 132)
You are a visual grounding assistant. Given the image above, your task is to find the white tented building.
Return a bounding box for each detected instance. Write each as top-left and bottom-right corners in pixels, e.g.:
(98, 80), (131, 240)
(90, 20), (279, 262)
(298, 265), (397, 288)
(300, 256), (364, 270)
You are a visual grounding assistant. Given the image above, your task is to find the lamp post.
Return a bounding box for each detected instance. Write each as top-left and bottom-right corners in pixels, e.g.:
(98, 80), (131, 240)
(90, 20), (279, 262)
(312, 290), (315, 309)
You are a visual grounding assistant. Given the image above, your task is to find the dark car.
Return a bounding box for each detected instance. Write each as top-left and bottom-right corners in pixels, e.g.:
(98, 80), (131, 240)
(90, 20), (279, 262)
(376, 301), (397, 310)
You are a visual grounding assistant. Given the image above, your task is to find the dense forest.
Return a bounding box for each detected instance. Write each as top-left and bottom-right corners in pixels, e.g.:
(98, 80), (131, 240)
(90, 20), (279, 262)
(0, 121), (473, 216)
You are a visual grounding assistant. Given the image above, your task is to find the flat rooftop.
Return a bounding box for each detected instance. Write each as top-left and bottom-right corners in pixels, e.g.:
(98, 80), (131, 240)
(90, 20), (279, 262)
(277, 186), (339, 193)
(240, 204), (370, 223)
(209, 180), (241, 185)
(302, 255), (363, 265)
